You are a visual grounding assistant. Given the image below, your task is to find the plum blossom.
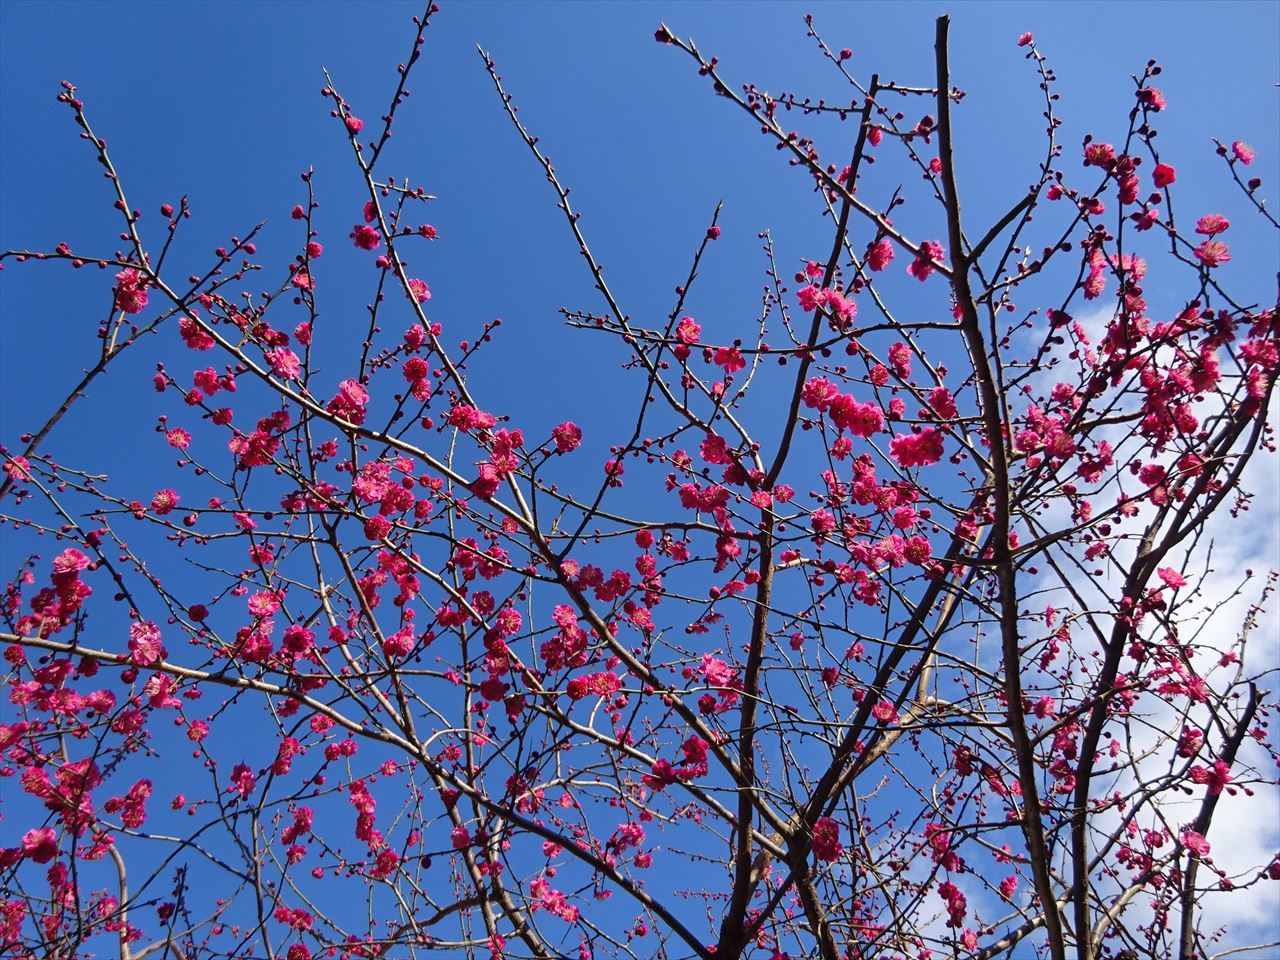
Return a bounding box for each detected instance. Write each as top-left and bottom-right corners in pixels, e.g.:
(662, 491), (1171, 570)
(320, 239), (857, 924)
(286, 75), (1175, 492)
(812, 817), (843, 861)
(867, 238), (894, 271)
(701, 654), (736, 687)
(888, 341), (911, 378)
(150, 489), (180, 515)
(928, 386), (957, 420)
(1231, 140), (1255, 165)
(907, 240), (945, 281)
(713, 346), (746, 373)
(266, 348), (302, 380)
(1138, 87), (1166, 111)
(382, 627), (414, 659)
(829, 394), (883, 437)
(1194, 240), (1230, 268)
(1083, 142), (1115, 168)
(1189, 759), (1233, 796)
(327, 378), (370, 425)
(1181, 829), (1211, 857)
(890, 428), (944, 467)
(406, 278), (431, 302)
(552, 422), (582, 453)
(802, 376), (839, 411)
(113, 267), (149, 314)
(1195, 215), (1230, 236)
(351, 225), (381, 250)
(21, 827), (58, 864)
(128, 621), (165, 666)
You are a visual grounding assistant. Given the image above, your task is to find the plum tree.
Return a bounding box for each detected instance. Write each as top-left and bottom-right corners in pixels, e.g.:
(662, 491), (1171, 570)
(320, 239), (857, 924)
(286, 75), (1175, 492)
(2, 7), (1277, 960)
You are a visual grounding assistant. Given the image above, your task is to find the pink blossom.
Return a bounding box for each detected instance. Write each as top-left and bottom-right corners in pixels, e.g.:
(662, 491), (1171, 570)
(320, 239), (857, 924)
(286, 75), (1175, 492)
(1138, 87), (1166, 111)
(928, 386), (957, 420)
(871, 700), (899, 724)
(21, 827), (58, 864)
(907, 240), (945, 281)
(382, 627), (415, 659)
(179, 316), (216, 350)
(113, 267), (149, 314)
(826, 291), (857, 329)
(402, 354), (428, 382)
(361, 515), (390, 541)
(117, 778), (152, 828)
(150, 489), (180, 515)
(1195, 215), (1230, 237)
(1153, 163), (1176, 187)
(1181, 829), (1211, 857)
(713, 346), (746, 373)
(351, 225), (381, 250)
(810, 509), (835, 536)
(327, 378), (370, 425)
(469, 464), (502, 501)
(812, 817), (843, 862)
(1189, 759), (1233, 796)
(700, 654), (736, 687)
(1177, 726), (1204, 758)
(1016, 32), (1033, 46)
(266, 348), (302, 380)
(230, 763), (256, 799)
(248, 589), (282, 617)
(282, 625), (315, 657)
(1232, 140), (1255, 165)
(828, 394), (883, 437)
(552, 422), (582, 453)
(406, 278), (431, 303)
(797, 285), (823, 312)
(938, 879), (967, 927)
(1083, 142), (1116, 168)
(447, 404), (497, 431)
(3, 455), (32, 481)
(888, 341), (911, 378)
(675, 316), (701, 344)
(1194, 240), (1230, 268)
(802, 376), (839, 411)
(890, 428), (945, 467)
(867, 238), (895, 271)
(128, 621), (165, 666)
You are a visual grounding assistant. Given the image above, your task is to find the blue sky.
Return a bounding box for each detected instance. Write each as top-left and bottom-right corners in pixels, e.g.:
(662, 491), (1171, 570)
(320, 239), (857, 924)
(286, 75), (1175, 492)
(3, 0), (1277, 452)
(2, 2), (1278, 957)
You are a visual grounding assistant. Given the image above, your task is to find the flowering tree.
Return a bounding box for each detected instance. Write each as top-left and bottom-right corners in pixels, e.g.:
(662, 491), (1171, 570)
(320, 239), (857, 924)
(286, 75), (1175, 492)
(2, 7), (1278, 960)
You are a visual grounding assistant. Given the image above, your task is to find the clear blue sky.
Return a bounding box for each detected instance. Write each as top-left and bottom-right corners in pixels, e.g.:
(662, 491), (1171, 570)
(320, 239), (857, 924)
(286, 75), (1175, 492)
(2, 2), (1277, 956)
